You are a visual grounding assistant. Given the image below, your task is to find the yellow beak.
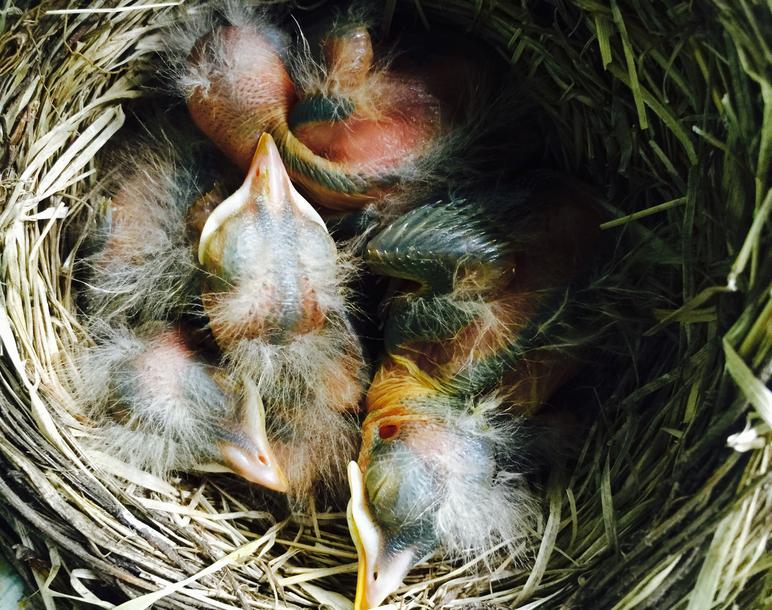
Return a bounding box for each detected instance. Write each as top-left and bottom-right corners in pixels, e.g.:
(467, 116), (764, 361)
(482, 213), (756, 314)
(347, 462), (415, 609)
(198, 132), (327, 267)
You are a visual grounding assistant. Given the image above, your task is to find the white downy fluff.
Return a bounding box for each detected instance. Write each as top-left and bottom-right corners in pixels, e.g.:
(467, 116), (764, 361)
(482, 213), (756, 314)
(164, 1), (289, 99)
(70, 322), (233, 477)
(432, 398), (540, 563)
(224, 311), (367, 504)
(364, 393), (540, 564)
(83, 138), (210, 324)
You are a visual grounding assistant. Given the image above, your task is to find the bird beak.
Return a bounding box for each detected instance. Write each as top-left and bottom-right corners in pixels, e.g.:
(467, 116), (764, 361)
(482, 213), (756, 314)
(198, 132), (327, 267)
(347, 462), (416, 610)
(220, 378), (288, 493)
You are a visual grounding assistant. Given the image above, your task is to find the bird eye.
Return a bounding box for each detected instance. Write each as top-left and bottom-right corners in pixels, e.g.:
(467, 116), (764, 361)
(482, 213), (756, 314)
(378, 424), (399, 440)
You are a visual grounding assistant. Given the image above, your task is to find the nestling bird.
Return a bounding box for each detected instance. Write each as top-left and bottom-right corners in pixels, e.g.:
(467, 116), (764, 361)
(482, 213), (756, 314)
(198, 131), (367, 503)
(71, 322), (287, 490)
(83, 140), (216, 323)
(172, 6), (484, 211)
(75, 135), (292, 489)
(79, 130), (364, 499)
(346, 175), (603, 608)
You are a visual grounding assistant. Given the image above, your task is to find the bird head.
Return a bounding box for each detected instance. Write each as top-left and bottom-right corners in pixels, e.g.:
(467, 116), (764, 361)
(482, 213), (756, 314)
(185, 22), (296, 171)
(198, 132), (339, 346)
(92, 325), (288, 492)
(347, 373), (536, 609)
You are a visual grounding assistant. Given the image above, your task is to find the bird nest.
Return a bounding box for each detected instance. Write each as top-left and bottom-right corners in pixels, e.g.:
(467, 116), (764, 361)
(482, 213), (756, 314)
(0, 1), (769, 609)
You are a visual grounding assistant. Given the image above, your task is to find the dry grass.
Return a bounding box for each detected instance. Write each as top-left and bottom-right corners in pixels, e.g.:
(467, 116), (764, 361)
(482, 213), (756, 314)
(0, 0), (769, 608)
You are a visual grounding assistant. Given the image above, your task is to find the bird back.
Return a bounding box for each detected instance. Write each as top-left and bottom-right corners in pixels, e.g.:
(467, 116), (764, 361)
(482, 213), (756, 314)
(364, 173), (603, 410)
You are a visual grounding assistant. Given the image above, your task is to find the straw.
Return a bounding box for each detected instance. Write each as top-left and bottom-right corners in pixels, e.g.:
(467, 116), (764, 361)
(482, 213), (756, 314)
(0, 0), (768, 608)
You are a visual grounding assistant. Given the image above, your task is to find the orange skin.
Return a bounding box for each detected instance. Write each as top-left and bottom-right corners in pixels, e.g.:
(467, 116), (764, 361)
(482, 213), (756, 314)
(95, 175), (158, 267)
(187, 26), (298, 173)
(203, 287), (326, 347)
(294, 25), (442, 176)
(185, 24), (465, 211)
(109, 328), (197, 427)
(291, 89), (441, 178)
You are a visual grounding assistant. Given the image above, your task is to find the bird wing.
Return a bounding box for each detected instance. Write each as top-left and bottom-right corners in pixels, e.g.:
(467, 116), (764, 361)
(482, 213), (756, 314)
(366, 174), (603, 402)
(365, 190), (530, 296)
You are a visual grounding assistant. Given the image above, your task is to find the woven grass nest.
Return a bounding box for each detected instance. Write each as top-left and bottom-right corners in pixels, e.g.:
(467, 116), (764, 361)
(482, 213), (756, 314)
(0, 0), (769, 608)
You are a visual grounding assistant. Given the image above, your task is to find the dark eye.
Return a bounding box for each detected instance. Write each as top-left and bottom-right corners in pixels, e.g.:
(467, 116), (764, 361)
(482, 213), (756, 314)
(378, 423), (399, 440)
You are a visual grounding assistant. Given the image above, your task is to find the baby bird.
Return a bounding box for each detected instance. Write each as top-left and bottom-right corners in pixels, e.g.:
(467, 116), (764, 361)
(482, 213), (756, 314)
(347, 175), (603, 608)
(198, 132), (366, 503)
(71, 322), (287, 491)
(83, 140), (213, 323)
(174, 7), (480, 210)
(78, 127), (363, 499)
(75, 135), (291, 488)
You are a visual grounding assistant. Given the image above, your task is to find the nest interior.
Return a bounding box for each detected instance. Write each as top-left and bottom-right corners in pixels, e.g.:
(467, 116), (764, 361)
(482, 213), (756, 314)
(0, 1), (769, 609)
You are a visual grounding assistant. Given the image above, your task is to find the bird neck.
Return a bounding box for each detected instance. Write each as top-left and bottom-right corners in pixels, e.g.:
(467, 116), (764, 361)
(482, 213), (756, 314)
(365, 354), (449, 418)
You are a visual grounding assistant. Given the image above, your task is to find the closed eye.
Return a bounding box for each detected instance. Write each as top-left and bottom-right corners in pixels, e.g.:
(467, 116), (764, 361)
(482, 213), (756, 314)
(379, 423), (400, 440)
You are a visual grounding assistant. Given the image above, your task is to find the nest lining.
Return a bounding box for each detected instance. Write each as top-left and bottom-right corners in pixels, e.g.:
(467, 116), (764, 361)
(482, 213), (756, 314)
(0, 1), (769, 609)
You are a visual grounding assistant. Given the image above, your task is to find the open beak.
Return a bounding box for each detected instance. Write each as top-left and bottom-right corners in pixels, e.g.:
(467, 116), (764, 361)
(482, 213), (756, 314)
(198, 131), (327, 267)
(347, 462), (416, 610)
(220, 378), (288, 492)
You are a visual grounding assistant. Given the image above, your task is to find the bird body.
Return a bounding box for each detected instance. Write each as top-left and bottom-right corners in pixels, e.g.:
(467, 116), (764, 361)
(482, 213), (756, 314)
(83, 141), (212, 323)
(76, 131), (365, 501)
(348, 175), (602, 608)
(173, 6), (482, 211)
(75, 137), (293, 489)
(198, 132), (367, 502)
(71, 322), (285, 490)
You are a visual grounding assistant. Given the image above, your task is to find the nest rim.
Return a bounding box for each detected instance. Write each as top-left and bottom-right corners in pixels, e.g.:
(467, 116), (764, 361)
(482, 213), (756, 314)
(0, 1), (769, 609)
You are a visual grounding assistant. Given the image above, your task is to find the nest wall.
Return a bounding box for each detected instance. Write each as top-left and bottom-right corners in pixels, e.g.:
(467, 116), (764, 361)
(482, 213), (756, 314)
(0, 1), (769, 609)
